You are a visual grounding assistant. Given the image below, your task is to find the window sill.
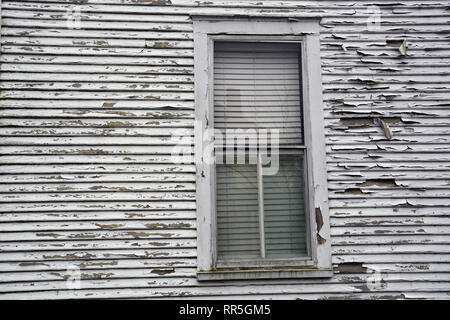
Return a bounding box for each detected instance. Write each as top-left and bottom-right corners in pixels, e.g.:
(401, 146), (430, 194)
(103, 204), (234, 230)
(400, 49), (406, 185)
(197, 268), (333, 281)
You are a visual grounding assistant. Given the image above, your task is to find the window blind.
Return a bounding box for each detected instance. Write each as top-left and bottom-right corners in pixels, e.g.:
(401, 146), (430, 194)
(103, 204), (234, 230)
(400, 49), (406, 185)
(214, 41), (308, 261)
(263, 154), (308, 259)
(216, 163), (260, 260)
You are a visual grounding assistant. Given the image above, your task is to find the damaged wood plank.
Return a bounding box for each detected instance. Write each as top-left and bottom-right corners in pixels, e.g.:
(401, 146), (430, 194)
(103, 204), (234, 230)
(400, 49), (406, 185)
(0, 258), (196, 272)
(0, 210), (197, 222)
(0, 219), (196, 232)
(0, 238), (197, 252)
(0, 229), (197, 242)
(0, 201), (197, 214)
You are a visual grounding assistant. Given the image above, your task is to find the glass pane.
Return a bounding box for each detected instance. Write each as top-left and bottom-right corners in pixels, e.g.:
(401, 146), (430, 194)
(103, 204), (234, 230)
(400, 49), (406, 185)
(213, 41), (304, 149)
(216, 163), (260, 260)
(263, 153), (308, 258)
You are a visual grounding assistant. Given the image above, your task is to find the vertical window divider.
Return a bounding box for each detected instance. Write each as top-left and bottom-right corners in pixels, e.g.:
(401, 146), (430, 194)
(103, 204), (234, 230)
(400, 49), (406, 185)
(257, 152), (266, 259)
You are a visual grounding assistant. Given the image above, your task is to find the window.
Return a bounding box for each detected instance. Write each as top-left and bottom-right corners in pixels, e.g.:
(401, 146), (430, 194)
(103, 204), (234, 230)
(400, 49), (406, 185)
(193, 17), (331, 280)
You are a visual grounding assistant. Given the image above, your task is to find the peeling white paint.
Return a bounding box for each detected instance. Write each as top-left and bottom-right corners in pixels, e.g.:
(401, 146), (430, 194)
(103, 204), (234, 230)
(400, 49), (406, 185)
(0, 0), (449, 300)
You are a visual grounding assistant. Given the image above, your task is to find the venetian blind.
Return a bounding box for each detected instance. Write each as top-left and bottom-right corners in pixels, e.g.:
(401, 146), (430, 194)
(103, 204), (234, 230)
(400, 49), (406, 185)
(213, 41), (303, 148)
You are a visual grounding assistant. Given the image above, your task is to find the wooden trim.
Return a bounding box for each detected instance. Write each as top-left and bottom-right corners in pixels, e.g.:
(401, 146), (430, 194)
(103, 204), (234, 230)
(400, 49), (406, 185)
(198, 269), (333, 281)
(303, 34), (331, 270)
(216, 257), (315, 269)
(193, 28), (215, 272)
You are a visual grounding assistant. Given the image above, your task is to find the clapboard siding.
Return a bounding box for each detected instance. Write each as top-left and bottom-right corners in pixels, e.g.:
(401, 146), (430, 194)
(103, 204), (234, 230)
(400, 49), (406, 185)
(0, 0), (449, 299)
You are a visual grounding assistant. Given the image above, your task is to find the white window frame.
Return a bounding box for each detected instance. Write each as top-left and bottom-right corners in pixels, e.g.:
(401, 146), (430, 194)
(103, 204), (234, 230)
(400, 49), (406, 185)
(193, 17), (331, 281)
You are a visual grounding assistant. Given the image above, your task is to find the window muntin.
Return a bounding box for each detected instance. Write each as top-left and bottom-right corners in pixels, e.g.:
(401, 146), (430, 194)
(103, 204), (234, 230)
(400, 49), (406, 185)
(213, 41), (310, 264)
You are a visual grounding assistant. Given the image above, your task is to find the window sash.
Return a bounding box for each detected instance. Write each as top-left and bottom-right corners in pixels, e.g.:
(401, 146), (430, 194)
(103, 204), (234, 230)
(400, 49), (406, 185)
(213, 40), (311, 267)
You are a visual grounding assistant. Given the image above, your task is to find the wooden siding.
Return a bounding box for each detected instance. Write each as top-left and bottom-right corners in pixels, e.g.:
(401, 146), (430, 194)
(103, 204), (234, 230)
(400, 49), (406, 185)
(0, 0), (449, 299)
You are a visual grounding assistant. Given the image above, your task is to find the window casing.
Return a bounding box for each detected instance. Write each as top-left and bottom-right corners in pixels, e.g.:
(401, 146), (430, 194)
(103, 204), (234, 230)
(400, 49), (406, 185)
(193, 17), (331, 280)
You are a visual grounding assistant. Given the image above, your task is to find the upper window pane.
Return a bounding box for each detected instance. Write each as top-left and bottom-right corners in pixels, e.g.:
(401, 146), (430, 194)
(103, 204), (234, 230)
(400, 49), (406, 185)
(213, 41), (303, 148)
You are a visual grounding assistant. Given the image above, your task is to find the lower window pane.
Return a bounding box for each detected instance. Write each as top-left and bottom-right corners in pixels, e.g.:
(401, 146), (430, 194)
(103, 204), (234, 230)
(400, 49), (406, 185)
(263, 153), (309, 258)
(216, 163), (260, 260)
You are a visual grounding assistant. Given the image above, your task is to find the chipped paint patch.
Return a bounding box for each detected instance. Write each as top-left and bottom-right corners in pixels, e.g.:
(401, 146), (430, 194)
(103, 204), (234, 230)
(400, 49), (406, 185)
(151, 268), (175, 275)
(356, 179), (398, 188)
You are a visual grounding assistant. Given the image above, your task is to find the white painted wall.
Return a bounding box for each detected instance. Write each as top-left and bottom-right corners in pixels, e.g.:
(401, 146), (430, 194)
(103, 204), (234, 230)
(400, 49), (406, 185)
(0, 0), (449, 299)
